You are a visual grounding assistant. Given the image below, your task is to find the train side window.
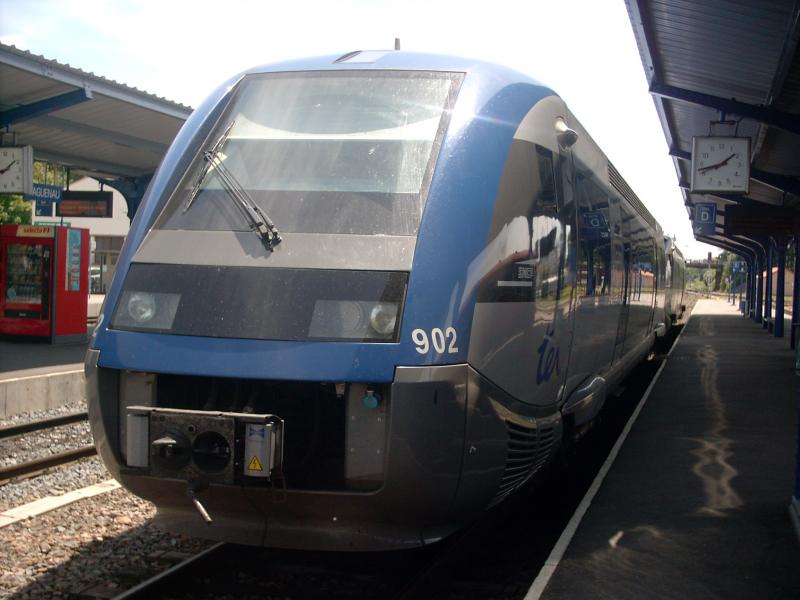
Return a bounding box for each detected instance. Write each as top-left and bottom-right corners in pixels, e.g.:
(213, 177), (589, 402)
(478, 140), (563, 303)
(536, 146), (557, 212)
(575, 171), (611, 297)
(486, 140), (560, 241)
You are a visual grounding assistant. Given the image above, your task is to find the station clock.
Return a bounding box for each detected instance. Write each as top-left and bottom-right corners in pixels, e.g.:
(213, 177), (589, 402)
(690, 136), (750, 194)
(0, 146), (34, 195)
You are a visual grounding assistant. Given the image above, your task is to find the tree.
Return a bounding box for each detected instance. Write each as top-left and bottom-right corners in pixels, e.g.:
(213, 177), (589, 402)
(0, 194), (32, 225)
(0, 160), (81, 225)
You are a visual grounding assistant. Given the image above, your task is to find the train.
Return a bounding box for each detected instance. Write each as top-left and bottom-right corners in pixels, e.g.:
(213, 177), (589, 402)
(86, 51), (686, 551)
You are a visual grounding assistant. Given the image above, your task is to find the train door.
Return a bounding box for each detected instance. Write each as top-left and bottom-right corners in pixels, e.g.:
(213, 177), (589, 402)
(561, 167), (616, 396)
(613, 206), (632, 362)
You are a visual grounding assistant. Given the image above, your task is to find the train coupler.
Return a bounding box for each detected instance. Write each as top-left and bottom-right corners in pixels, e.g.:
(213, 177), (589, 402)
(124, 406), (284, 486)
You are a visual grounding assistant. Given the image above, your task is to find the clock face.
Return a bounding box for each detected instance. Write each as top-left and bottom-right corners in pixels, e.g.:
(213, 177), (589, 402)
(691, 136), (750, 194)
(0, 147), (25, 193)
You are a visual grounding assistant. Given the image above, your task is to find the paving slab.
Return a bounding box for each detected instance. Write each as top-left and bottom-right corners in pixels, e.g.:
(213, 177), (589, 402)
(538, 298), (800, 600)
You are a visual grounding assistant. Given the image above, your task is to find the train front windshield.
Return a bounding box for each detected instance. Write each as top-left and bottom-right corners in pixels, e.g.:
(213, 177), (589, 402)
(156, 71), (458, 236)
(112, 71), (460, 343)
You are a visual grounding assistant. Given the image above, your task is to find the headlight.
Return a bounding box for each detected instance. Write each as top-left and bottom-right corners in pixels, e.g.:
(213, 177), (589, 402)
(309, 300), (400, 340)
(128, 292), (156, 323)
(369, 303), (397, 335)
(111, 291), (181, 331)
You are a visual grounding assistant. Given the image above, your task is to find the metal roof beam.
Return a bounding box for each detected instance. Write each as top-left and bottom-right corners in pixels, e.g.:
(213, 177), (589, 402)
(0, 87), (92, 127)
(650, 79), (800, 136)
(669, 146), (800, 196)
(30, 115), (168, 154)
(696, 234), (752, 259)
(707, 192), (774, 211)
(33, 148), (148, 178)
(683, 189), (767, 211)
(0, 45), (192, 120)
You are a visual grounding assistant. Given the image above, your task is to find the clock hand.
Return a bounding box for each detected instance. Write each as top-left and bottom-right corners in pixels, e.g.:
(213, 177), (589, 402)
(0, 159), (17, 175)
(698, 153), (737, 174)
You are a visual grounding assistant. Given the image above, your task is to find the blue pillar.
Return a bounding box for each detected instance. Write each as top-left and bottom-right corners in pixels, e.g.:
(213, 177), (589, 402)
(739, 264), (745, 313)
(730, 268), (735, 304)
(97, 174), (153, 222)
(765, 242), (773, 329)
(746, 261), (752, 318)
(756, 255), (763, 323)
(775, 240), (786, 338)
(792, 236), (800, 349)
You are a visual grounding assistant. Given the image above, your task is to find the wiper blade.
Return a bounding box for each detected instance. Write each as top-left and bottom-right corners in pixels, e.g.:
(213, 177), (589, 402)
(184, 120), (235, 212)
(211, 156), (283, 251)
(183, 120), (282, 251)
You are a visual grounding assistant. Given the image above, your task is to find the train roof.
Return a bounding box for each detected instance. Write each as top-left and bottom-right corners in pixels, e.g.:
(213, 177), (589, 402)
(243, 50), (554, 91)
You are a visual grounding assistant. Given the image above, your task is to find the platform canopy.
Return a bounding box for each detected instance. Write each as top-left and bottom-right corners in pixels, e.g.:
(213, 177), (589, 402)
(624, 0), (800, 257)
(0, 42), (192, 214)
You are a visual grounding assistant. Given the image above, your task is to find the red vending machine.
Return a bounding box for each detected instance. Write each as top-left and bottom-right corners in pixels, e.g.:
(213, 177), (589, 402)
(0, 224), (89, 342)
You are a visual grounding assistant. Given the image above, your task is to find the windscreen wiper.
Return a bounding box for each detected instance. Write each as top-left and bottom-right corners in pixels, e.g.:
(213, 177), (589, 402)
(184, 121), (282, 251)
(185, 121), (235, 212)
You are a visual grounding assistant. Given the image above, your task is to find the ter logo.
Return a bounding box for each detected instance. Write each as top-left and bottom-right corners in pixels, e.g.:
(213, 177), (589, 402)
(537, 322), (560, 384)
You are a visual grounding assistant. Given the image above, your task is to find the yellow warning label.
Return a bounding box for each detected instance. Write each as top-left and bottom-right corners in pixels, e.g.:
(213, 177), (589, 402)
(247, 455), (264, 472)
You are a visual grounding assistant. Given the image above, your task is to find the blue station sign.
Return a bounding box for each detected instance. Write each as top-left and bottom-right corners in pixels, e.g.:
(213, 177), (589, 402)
(32, 184), (63, 217)
(694, 203), (717, 236)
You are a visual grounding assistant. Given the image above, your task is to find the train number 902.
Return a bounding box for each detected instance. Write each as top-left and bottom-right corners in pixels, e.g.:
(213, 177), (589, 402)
(412, 327), (459, 354)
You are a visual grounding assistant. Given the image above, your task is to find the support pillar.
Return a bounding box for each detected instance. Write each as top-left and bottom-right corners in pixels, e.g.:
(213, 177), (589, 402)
(739, 261), (745, 313)
(97, 174), (153, 222)
(792, 236), (800, 349)
(745, 261), (752, 317)
(756, 255), (763, 324)
(775, 240), (786, 338)
(765, 242), (773, 329)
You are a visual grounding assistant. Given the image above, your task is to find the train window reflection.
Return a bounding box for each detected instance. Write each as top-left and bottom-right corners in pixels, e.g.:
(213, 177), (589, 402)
(156, 71), (460, 236)
(575, 172), (611, 297)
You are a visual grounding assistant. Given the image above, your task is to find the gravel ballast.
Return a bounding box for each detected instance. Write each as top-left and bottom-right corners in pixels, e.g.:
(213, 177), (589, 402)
(0, 398), (100, 512)
(0, 456), (110, 513)
(0, 399), (86, 430)
(0, 487), (215, 599)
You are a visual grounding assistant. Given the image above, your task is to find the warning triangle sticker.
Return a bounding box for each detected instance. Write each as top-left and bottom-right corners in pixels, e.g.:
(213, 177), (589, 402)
(247, 455), (264, 472)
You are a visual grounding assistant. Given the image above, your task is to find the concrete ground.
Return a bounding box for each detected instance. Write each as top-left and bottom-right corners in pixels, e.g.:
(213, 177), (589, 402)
(0, 322), (92, 419)
(540, 298), (800, 599)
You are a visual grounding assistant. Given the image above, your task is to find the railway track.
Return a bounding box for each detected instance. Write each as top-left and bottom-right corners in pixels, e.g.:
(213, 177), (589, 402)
(0, 444), (97, 484)
(111, 542), (227, 600)
(0, 411), (95, 484)
(0, 411), (88, 440)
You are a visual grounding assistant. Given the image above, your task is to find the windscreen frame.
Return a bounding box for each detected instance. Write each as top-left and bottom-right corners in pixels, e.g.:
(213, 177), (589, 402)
(153, 69), (464, 238)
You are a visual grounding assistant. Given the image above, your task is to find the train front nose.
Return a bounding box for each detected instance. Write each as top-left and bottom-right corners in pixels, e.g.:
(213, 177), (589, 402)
(87, 351), (517, 550)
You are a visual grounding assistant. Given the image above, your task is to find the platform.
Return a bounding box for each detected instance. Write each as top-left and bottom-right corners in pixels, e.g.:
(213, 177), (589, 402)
(537, 298), (800, 599)
(0, 330), (89, 418)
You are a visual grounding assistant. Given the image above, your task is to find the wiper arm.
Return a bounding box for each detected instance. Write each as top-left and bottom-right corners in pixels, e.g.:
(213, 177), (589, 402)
(183, 120), (282, 251)
(184, 120), (235, 213)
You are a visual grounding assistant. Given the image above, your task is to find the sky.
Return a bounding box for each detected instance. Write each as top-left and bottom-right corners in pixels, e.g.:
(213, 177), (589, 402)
(0, 0), (717, 259)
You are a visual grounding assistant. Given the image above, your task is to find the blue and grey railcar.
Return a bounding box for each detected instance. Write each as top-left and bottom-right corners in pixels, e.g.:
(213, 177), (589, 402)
(86, 51), (682, 551)
(664, 237), (687, 323)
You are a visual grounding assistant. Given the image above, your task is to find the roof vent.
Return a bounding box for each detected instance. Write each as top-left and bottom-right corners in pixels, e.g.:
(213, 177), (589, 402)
(334, 50), (392, 64)
(608, 162), (659, 231)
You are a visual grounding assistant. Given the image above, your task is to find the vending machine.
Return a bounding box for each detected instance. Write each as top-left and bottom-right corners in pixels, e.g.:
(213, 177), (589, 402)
(0, 224), (89, 342)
